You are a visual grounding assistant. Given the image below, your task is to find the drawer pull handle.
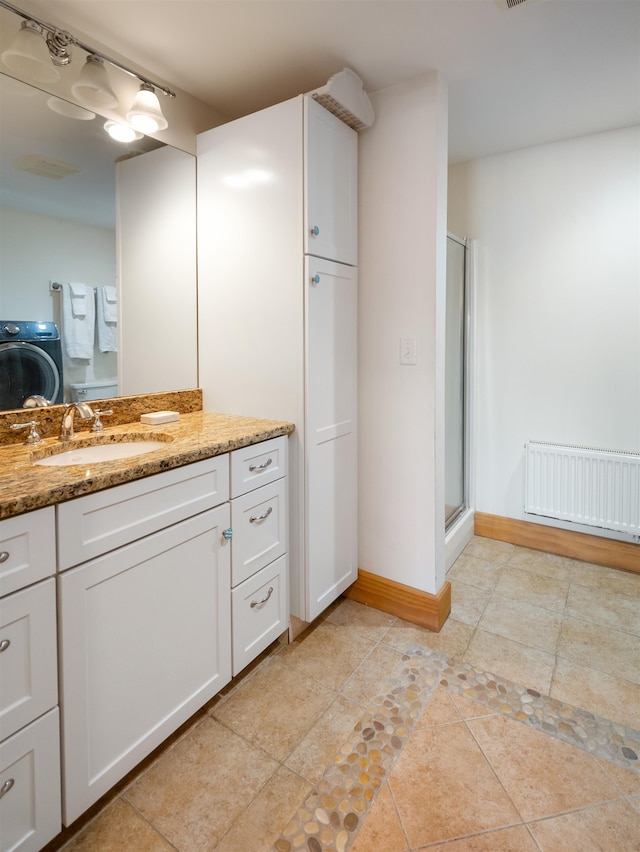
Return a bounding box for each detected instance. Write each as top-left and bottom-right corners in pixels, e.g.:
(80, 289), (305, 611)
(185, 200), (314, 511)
(249, 507), (273, 523)
(0, 639), (10, 653)
(0, 551), (8, 563)
(250, 587), (274, 608)
(0, 778), (15, 799)
(249, 458), (272, 472)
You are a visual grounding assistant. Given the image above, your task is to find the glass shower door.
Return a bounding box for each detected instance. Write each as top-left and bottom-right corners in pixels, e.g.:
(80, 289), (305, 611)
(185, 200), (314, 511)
(445, 235), (467, 528)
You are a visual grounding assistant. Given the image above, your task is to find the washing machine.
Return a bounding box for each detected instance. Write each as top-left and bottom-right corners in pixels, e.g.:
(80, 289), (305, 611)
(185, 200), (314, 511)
(0, 321), (64, 410)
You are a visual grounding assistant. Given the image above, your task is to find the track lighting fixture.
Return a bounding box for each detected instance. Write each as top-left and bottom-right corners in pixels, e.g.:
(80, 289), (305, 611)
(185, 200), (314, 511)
(0, 0), (174, 133)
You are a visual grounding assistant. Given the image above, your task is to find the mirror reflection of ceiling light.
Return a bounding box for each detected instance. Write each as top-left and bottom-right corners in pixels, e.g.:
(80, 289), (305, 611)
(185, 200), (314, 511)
(46, 96), (95, 121)
(0, 1), (175, 131)
(104, 120), (143, 143)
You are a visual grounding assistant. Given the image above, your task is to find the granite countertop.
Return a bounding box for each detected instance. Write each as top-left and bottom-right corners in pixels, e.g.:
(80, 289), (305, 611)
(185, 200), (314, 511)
(0, 411), (294, 520)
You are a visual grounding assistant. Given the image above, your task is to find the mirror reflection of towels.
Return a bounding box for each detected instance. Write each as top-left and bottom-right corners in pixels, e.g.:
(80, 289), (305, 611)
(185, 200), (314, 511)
(97, 285), (118, 352)
(62, 282), (94, 359)
(69, 281), (88, 318)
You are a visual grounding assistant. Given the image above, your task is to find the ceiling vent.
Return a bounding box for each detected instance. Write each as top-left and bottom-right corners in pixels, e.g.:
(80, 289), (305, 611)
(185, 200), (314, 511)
(495, 0), (546, 9)
(308, 68), (375, 131)
(13, 154), (80, 179)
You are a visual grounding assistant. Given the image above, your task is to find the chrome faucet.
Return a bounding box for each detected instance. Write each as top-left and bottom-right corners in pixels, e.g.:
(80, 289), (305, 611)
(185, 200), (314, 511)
(59, 401), (94, 441)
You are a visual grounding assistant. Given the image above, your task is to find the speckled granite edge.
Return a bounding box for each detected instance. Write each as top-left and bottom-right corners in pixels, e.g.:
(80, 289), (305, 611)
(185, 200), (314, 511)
(274, 645), (639, 851)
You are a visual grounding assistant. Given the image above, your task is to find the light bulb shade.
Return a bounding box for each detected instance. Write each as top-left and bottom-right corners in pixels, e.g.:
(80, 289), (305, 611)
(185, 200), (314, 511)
(126, 84), (168, 133)
(1, 20), (60, 83)
(70, 55), (118, 109)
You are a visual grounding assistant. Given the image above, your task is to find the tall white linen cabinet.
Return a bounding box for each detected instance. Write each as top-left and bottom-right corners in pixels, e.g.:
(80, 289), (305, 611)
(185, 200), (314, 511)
(197, 95), (358, 624)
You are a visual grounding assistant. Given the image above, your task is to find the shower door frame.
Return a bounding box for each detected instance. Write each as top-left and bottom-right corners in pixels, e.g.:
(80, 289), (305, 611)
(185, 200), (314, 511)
(444, 233), (474, 547)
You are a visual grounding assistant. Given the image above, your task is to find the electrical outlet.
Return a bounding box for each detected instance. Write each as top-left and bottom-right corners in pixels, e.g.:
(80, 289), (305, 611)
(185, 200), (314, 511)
(400, 336), (417, 365)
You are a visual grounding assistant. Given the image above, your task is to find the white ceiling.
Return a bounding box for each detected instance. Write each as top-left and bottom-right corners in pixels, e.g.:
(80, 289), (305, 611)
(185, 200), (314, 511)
(18, 0), (640, 163)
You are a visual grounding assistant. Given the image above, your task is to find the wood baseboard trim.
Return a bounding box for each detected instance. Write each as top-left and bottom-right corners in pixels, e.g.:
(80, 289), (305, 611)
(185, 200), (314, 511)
(474, 512), (639, 574)
(344, 570), (451, 632)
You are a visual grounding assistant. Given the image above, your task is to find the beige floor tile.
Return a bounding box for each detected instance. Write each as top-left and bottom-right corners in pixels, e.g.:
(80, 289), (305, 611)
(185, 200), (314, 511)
(463, 628), (555, 694)
(284, 695), (365, 785)
(550, 657), (640, 730)
(350, 783), (409, 852)
(384, 616), (474, 658)
(594, 757), (640, 796)
(495, 565), (569, 612)
(415, 686), (462, 728)
(388, 722), (521, 847)
(467, 714), (620, 822)
(450, 579), (491, 626)
(341, 642), (405, 705)
(478, 593), (562, 654)
(557, 616), (640, 683)
(508, 546), (575, 581)
(463, 536), (515, 564)
(566, 581), (640, 635)
(61, 799), (173, 851)
(571, 561), (640, 598)
(277, 620), (376, 691)
(124, 716), (278, 851)
(427, 825), (539, 850)
(630, 795), (640, 813)
(326, 596), (397, 641)
(448, 691), (498, 720)
(212, 656), (334, 762)
(447, 553), (505, 591)
(214, 766), (312, 852)
(527, 799), (640, 851)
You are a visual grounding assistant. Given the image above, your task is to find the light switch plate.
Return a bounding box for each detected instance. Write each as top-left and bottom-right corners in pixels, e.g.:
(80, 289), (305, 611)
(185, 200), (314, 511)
(400, 337), (417, 365)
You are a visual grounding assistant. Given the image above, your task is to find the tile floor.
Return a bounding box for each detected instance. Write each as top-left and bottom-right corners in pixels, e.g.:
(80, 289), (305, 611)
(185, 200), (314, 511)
(49, 536), (640, 851)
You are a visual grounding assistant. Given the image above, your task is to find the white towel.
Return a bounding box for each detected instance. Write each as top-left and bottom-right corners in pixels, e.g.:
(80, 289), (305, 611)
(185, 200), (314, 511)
(96, 285), (118, 353)
(61, 282), (95, 359)
(69, 281), (88, 318)
(101, 285), (118, 323)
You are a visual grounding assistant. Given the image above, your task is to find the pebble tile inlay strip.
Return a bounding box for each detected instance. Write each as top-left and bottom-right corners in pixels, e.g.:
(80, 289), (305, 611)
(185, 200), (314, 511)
(274, 644), (639, 851)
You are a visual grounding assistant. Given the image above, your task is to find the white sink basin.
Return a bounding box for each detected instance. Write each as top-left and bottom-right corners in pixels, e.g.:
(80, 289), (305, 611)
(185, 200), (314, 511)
(34, 441), (168, 467)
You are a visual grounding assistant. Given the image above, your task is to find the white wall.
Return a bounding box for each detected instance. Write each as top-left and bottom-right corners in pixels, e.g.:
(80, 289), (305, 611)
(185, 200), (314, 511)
(0, 205), (117, 394)
(448, 126), (640, 522)
(358, 72), (449, 596)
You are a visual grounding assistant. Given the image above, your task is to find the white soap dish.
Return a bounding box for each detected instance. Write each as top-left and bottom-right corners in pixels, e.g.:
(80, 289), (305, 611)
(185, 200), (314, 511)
(140, 411), (180, 425)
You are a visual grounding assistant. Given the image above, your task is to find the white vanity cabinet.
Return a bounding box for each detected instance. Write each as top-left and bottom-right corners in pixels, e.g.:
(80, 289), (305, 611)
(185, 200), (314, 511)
(230, 437), (288, 674)
(57, 458), (232, 825)
(0, 508), (61, 852)
(198, 95), (358, 625)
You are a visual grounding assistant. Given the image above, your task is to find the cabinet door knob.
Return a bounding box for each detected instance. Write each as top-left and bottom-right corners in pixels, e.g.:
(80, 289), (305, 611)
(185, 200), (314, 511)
(0, 639), (10, 653)
(0, 551), (9, 563)
(311, 274), (320, 286)
(310, 225), (319, 236)
(223, 528), (233, 540)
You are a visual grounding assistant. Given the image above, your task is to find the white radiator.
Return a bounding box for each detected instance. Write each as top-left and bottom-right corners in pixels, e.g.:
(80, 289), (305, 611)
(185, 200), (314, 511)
(524, 441), (640, 536)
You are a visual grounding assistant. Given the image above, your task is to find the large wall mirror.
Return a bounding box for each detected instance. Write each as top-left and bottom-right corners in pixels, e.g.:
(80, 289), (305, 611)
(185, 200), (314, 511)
(0, 71), (198, 413)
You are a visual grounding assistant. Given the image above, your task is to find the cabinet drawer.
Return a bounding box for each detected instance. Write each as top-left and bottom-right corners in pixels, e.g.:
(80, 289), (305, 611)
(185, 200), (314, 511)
(231, 478), (286, 587)
(0, 508), (55, 597)
(230, 436), (287, 498)
(0, 707), (61, 852)
(57, 456), (229, 570)
(0, 579), (57, 741)
(232, 555), (287, 675)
